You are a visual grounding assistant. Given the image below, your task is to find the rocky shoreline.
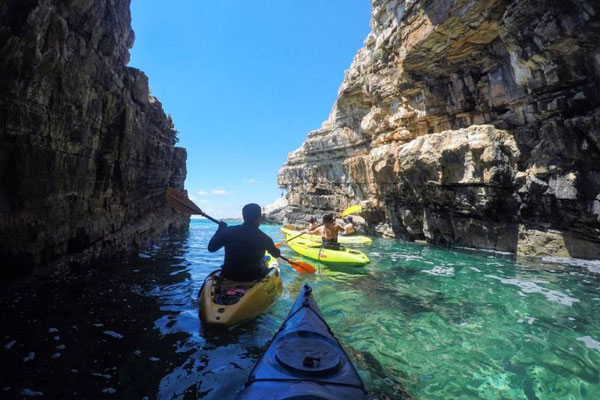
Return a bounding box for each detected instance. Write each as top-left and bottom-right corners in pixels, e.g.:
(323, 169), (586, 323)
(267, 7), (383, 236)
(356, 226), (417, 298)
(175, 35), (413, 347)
(278, 0), (600, 260)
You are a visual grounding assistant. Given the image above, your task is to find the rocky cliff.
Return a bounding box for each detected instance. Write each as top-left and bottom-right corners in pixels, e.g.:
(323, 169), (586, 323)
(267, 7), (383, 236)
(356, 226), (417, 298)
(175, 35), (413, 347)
(279, 0), (600, 259)
(0, 0), (188, 278)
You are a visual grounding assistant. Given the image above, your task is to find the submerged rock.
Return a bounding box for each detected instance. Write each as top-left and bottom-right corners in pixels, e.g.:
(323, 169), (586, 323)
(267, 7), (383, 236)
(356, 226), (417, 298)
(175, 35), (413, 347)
(279, 0), (600, 259)
(0, 0), (189, 278)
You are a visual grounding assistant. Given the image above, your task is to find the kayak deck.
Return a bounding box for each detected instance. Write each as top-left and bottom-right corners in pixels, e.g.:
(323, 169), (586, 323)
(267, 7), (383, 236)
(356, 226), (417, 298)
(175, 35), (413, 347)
(199, 254), (283, 329)
(286, 237), (370, 266)
(282, 227), (372, 245)
(238, 283), (367, 399)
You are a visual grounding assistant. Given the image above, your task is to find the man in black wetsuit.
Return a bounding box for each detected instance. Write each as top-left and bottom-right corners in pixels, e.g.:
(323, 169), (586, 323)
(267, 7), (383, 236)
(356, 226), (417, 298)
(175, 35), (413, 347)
(207, 203), (281, 281)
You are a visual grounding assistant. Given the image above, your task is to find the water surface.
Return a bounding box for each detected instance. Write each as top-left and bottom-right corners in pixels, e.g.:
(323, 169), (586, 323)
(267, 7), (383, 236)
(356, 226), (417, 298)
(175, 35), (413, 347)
(1, 219), (599, 399)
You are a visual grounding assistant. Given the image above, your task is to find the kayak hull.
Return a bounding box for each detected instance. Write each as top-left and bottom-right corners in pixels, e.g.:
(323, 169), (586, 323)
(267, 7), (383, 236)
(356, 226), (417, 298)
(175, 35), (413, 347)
(287, 237), (370, 266)
(282, 227), (372, 245)
(199, 254), (283, 329)
(238, 284), (367, 399)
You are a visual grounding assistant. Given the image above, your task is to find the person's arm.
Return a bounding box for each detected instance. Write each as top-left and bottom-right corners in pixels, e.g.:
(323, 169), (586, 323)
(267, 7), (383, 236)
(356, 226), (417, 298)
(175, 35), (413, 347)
(265, 235), (281, 258)
(207, 222), (228, 252)
(307, 226), (323, 235)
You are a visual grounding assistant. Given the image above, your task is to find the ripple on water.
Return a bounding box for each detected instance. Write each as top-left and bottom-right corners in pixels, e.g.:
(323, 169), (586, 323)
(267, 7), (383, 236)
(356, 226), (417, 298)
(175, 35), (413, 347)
(1, 220), (599, 399)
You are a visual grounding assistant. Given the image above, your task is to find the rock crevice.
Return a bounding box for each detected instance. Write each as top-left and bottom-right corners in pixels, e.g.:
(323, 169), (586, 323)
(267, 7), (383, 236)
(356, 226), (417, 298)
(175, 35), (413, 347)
(279, 0), (600, 259)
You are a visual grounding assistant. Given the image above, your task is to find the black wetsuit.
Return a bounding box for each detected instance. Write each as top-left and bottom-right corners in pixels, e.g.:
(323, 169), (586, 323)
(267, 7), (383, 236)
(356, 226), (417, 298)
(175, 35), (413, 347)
(207, 222), (281, 281)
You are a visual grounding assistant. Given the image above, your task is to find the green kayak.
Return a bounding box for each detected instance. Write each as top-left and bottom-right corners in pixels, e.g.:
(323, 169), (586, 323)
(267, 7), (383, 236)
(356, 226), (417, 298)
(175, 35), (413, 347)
(286, 237), (370, 267)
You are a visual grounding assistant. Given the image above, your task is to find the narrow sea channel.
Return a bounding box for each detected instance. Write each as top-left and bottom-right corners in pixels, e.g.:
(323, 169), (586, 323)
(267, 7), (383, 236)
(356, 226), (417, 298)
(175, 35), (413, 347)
(1, 219), (599, 399)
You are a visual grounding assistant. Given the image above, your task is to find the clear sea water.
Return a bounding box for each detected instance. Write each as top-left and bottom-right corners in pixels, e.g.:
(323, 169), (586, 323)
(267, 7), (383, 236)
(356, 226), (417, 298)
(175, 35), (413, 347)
(1, 219), (599, 399)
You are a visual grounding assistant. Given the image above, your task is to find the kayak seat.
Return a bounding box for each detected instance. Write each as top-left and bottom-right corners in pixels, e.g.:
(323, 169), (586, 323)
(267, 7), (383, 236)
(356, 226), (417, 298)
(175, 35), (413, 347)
(212, 276), (258, 305)
(214, 286), (248, 305)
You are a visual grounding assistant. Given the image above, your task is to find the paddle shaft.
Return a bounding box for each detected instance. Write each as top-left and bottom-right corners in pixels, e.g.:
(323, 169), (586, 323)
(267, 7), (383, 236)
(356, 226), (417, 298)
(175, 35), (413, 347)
(281, 223), (324, 244)
(199, 211), (221, 225)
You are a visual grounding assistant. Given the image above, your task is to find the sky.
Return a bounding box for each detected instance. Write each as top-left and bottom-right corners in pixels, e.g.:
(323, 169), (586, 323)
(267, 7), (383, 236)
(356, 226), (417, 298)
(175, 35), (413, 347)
(129, 0), (371, 218)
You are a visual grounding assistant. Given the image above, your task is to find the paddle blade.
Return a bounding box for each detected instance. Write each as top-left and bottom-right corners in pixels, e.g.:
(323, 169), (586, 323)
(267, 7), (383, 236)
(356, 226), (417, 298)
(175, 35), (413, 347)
(166, 187), (203, 215)
(288, 260), (316, 274)
(340, 204), (362, 217)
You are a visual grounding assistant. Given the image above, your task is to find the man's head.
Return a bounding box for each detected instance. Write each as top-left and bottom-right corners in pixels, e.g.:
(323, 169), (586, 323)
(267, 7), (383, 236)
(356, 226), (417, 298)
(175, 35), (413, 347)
(345, 216), (353, 224)
(242, 203), (262, 226)
(322, 213), (335, 226)
(309, 217), (317, 223)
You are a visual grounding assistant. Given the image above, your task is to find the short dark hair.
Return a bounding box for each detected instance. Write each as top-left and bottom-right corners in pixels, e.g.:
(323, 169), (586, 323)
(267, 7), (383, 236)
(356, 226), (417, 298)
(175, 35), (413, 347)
(346, 216), (353, 223)
(323, 213), (334, 224)
(309, 217), (317, 223)
(242, 203), (262, 222)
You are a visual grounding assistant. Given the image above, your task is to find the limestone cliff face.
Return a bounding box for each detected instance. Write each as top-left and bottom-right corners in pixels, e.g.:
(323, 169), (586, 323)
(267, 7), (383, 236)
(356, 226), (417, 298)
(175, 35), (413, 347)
(0, 0), (188, 277)
(279, 0), (600, 259)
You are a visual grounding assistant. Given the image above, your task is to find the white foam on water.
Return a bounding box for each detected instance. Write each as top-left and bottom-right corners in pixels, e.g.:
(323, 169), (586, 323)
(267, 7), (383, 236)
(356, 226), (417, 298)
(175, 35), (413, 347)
(485, 275), (580, 306)
(455, 246), (513, 256)
(92, 373), (111, 380)
(103, 331), (123, 339)
(22, 352), (35, 362)
(21, 389), (43, 397)
(422, 266), (455, 277)
(541, 257), (600, 274)
(577, 336), (600, 353)
(469, 267), (482, 272)
(4, 340), (16, 350)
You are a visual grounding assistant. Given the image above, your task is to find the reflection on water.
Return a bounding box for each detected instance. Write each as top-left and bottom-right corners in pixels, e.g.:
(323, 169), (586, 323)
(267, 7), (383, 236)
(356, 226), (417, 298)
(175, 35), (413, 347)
(1, 219), (600, 399)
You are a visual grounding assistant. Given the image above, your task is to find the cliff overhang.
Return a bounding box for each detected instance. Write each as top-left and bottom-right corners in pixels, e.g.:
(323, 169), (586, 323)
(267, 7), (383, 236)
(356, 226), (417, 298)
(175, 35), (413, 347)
(279, 0), (600, 259)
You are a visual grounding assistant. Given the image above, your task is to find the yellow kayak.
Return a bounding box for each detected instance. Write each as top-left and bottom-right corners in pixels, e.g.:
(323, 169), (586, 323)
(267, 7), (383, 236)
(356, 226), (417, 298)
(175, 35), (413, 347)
(199, 254), (283, 329)
(281, 227), (372, 245)
(286, 237), (370, 267)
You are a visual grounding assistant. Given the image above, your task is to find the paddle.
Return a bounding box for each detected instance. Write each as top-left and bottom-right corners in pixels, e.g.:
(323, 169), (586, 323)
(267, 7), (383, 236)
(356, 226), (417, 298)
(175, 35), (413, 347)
(275, 204), (362, 248)
(166, 187), (316, 274)
(278, 256), (316, 274)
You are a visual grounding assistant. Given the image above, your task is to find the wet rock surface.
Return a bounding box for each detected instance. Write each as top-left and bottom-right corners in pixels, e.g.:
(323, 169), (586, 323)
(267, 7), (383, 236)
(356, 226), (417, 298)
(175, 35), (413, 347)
(279, 0), (600, 259)
(0, 0), (188, 278)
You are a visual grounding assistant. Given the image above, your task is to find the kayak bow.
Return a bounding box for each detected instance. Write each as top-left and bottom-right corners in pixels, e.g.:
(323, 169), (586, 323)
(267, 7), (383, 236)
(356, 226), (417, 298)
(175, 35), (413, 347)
(238, 283), (367, 399)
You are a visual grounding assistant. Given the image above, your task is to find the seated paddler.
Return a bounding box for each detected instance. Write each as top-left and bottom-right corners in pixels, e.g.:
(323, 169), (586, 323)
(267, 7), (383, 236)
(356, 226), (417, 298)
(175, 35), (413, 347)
(307, 213), (344, 249)
(208, 203), (281, 281)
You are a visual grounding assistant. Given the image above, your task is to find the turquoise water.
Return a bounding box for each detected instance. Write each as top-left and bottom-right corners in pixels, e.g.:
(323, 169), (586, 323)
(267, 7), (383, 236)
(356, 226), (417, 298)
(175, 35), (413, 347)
(1, 219), (599, 399)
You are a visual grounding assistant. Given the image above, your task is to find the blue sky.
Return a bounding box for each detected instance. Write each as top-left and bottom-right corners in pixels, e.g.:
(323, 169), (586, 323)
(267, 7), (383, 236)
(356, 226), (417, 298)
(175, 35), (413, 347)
(129, 0), (371, 218)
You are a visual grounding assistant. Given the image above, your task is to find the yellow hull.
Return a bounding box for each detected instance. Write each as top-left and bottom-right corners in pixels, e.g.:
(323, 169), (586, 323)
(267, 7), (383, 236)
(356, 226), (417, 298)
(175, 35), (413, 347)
(199, 254), (283, 329)
(281, 227), (372, 245)
(287, 237), (370, 267)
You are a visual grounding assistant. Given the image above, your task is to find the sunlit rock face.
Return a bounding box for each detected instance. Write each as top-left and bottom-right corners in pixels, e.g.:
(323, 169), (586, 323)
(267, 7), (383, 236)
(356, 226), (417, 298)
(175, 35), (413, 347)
(279, 0), (600, 259)
(0, 0), (188, 277)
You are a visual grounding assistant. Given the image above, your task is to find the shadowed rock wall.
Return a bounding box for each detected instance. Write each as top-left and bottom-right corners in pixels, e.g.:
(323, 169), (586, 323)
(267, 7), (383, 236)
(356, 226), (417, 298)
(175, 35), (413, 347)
(279, 0), (600, 259)
(0, 0), (189, 277)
